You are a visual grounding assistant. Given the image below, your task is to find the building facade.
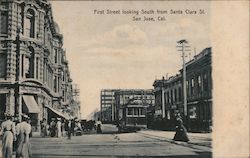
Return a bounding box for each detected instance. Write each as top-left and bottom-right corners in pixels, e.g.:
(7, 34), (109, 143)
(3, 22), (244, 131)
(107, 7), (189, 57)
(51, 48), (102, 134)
(152, 47), (212, 132)
(100, 89), (117, 123)
(0, 0), (80, 132)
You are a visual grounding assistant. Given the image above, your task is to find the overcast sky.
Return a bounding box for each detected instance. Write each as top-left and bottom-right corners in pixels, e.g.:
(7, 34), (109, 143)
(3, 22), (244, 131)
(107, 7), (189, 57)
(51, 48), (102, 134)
(50, 1), (211, 119)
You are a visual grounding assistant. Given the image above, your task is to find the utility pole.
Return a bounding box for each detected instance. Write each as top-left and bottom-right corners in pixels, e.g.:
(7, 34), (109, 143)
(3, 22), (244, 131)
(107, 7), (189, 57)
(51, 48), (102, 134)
(161, 77), (165, 119)
(177, 40), (190, 122)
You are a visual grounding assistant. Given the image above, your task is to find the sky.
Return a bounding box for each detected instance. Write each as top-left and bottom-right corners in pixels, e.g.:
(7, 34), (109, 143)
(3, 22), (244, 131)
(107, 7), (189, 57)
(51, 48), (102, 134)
(50, 1), (211, 119)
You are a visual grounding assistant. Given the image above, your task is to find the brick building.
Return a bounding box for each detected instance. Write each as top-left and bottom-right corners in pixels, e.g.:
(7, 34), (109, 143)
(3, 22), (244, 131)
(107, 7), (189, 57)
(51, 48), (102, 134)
(0, 0), (80, 132)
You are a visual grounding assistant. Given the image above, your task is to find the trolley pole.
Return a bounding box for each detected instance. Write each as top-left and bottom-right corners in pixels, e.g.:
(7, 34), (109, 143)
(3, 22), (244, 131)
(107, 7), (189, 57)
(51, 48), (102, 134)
(177, 40), (190, 127)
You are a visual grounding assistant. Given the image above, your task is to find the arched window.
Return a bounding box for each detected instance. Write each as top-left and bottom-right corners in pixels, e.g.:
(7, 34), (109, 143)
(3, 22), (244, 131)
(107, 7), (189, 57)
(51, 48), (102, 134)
(25, 9), (35, 38)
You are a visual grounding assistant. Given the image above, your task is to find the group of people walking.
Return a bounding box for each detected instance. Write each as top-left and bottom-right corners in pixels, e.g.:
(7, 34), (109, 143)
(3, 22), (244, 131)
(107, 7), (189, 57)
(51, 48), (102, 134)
(40, 117), (83, 139)
(1, 113), (32, 158)
(41, 118), (63, 138)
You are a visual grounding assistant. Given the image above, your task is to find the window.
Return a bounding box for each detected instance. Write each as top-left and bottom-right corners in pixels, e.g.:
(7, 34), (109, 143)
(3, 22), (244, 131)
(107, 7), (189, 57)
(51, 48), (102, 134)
(1, 11), (8, 34)
(128, 108), (133, 115)
(198, 76), (201, 94)
(189, 106), (198, 119)
(36, 57), (39, 79)
(25, 47), (35, 78)
(54, 49), (57, 63)
(191, 78), (194, 95)
(178, 87), (182, 102)
(25, 9), (35, 38)
(54, 76), (57, 92)
(174, 89), (177, 102)
(204, 73), (208, 91)
(0, 53), (6, 78)
(134, 108), (139, 115)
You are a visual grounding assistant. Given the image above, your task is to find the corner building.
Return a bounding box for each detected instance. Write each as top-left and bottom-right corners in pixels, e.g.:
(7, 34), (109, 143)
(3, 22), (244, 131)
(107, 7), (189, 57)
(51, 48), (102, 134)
(0, 0), (78, 133)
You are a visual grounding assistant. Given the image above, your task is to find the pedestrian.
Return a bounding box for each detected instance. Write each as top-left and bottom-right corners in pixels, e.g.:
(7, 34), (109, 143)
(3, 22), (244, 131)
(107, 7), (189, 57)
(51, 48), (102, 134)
(56, 118), (62, 138)
(95, 118), (102, 134)
(173, 113), (189, 142)
(16, 114), (32, 158)
(50, 118), (56, 137)
(41, 118), (47, 137)
(66, 119), (72, 139)
(0, 113), (16, 158)
(71, 119), (75, 136)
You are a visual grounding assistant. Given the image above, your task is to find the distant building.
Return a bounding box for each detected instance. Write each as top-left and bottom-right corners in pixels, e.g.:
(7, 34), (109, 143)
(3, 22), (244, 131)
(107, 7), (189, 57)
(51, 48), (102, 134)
(0, 0), (80, 133)
(100, 89), (118, 123)
(152, 47), (212, 132)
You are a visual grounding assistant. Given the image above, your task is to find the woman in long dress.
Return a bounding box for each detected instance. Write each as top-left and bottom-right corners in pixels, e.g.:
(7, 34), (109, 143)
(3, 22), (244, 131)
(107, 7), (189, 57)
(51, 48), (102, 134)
(95, 118), (102, 134)
(173, 114), (189, 142)
(0, 114), (16, 158)
(56, 118), (62, 138)
(16, 115), (32, 158)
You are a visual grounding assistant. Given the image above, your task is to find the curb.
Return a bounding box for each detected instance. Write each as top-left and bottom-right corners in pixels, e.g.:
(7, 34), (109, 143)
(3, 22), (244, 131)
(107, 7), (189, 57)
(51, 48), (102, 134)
(138, 131), (211, 148)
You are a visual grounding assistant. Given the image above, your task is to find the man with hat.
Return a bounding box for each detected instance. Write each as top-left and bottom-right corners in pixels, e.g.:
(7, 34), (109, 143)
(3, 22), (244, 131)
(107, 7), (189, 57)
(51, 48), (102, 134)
(0, 113), (16, 158)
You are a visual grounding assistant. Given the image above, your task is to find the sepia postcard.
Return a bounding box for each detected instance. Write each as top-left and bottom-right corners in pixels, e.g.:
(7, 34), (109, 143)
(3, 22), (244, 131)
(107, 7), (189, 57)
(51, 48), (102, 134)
(0, 0), (249, 158)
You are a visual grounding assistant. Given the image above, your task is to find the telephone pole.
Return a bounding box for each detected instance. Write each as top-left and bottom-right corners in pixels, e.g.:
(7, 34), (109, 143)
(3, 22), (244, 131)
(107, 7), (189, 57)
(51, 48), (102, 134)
(177, 40), (190, 120)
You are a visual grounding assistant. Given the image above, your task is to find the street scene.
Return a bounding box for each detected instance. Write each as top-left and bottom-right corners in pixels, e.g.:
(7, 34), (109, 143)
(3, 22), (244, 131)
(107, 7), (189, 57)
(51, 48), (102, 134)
(0, 0), (214, 158)
(31, 124), (211, 158)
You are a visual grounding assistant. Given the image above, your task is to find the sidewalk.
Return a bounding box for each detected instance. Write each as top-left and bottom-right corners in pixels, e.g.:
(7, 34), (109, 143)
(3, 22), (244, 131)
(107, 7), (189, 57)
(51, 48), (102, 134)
(138, 129), (212, 148)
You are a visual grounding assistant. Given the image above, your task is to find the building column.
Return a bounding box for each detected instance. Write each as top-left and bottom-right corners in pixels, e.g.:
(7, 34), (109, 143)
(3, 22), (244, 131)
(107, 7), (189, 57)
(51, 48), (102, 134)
(162, 88), (165, 118)
(18, 93), (22, 122)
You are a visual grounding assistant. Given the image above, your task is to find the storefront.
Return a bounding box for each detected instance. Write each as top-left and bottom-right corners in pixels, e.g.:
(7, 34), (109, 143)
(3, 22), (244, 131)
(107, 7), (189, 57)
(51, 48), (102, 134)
(22, 95), (41, 132)
(188, 100), (212, 132)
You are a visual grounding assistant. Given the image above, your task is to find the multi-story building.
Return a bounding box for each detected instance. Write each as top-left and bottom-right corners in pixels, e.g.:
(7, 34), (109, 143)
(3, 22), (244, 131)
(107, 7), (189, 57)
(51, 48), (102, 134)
(184, 47), (212, 131)
(0, 0), (80, 133)
(114, 89), (155, 128)
(100, 89), (118, 123)
(152, 47), (212, 132)
(153, 75), (182, 130)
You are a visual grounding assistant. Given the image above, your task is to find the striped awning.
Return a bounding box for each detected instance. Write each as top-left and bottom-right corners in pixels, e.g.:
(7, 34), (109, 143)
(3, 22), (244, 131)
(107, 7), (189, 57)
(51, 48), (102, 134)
(22, 95), (40, 113)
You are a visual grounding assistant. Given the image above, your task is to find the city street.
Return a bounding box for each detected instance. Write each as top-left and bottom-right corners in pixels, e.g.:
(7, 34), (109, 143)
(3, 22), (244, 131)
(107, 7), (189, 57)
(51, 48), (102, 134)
(30, 124), (212, 158)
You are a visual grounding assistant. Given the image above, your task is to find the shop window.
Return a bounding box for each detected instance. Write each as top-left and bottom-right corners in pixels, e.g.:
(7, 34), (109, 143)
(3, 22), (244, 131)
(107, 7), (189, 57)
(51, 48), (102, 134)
(189, 106), (198, 119)
(1, 11), (8, 34)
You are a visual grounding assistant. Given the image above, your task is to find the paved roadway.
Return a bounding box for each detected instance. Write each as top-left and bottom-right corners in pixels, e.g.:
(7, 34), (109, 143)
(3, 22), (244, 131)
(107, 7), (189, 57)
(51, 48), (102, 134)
(30, 124), (212, 158)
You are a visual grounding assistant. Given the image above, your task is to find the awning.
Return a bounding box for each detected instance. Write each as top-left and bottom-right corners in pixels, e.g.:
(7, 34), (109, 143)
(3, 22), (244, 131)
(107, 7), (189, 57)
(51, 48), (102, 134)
(22, 95), (40, 113)
(46, 106), (70, 120)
